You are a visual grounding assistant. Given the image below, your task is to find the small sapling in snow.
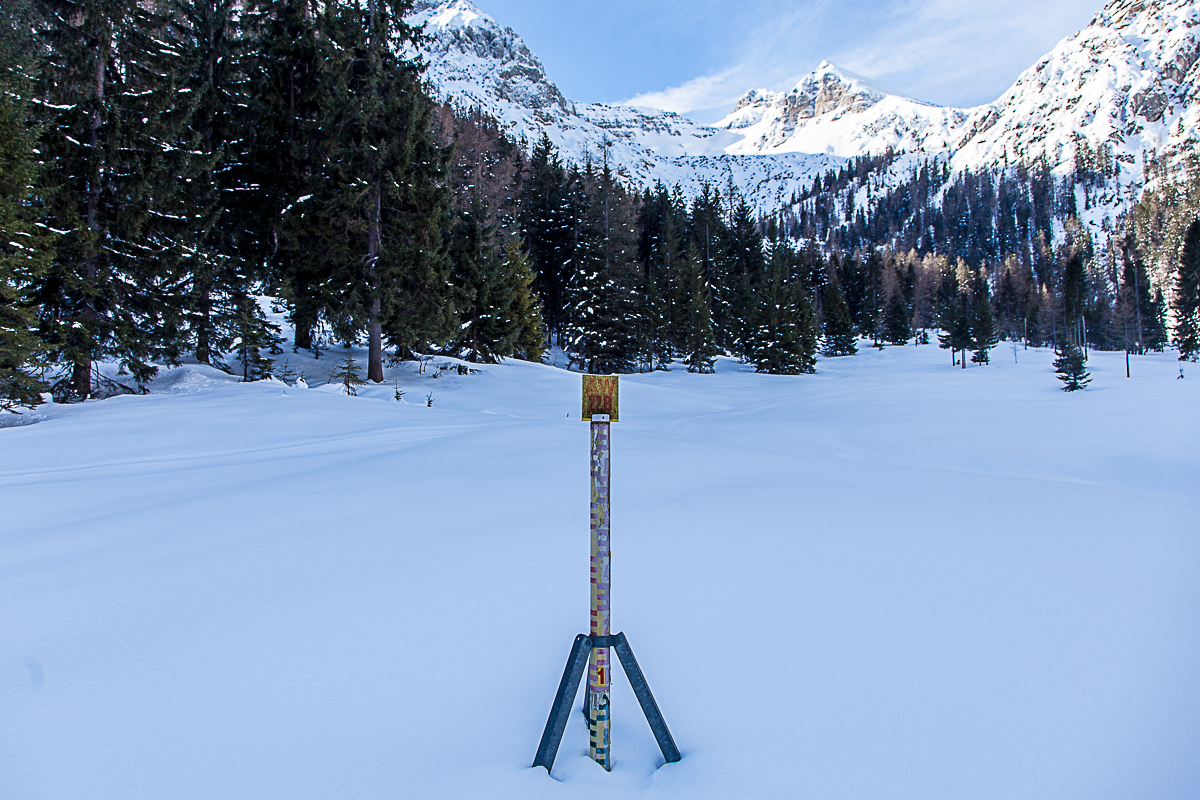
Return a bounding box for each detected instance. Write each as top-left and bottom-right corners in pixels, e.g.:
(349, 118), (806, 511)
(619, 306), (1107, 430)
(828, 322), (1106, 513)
(1054, 343), (1090, 391)
(426, 392), (434, 407)
(275, 358), (297, 384)
(331, 354), (367, 396)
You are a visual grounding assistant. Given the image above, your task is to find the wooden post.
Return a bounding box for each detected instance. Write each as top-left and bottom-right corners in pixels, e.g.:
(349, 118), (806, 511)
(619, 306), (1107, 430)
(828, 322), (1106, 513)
(582, 376), (618, 771)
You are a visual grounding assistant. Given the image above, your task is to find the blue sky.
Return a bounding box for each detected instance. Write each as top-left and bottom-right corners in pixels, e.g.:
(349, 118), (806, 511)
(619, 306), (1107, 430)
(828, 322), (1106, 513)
(476, 0), (1102, 121)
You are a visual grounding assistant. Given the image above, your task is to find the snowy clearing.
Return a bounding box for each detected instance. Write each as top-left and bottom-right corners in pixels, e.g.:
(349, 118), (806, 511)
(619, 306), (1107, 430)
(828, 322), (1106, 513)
(2, 344), (1198, 799)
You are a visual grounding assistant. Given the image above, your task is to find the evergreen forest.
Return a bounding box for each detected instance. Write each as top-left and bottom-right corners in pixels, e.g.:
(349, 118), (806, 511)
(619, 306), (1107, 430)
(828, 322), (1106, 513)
(3, 0), (1200, 410)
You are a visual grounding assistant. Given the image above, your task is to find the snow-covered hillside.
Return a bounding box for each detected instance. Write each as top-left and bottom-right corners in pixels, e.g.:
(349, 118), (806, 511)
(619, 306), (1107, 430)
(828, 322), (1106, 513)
(407, 0), (842, 210)
(411, 0), (1200, 215)
(717, 0), (1199, 179)
(954, 0), (1199, 177)
(3, 345), (1198, 798)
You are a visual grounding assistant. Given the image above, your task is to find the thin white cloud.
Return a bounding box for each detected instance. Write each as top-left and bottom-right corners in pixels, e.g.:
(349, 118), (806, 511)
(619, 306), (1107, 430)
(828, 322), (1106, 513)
(622, 67), (749, 114)
(832, 0), (1100, 107)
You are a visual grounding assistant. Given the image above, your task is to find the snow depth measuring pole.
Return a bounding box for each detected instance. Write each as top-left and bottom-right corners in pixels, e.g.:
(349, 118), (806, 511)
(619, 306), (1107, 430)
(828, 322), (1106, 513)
(585, 376), (615, 766)
(532, 376), (680, 775)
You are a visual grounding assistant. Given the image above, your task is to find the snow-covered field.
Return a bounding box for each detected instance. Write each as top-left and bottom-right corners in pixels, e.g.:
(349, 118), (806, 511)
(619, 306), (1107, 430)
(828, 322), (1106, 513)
(2, 343), (1198, 799)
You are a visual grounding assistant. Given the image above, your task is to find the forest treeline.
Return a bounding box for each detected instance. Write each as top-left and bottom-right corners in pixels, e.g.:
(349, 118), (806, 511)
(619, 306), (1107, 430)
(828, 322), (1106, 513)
(3, 0), (1200, 411)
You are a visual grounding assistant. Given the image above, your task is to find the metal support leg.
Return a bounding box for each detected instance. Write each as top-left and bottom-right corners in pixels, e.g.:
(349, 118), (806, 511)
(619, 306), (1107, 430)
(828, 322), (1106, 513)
(533, 634), (592, 773)
(534, 632), (680, 772)
(612, 633), (681, 764)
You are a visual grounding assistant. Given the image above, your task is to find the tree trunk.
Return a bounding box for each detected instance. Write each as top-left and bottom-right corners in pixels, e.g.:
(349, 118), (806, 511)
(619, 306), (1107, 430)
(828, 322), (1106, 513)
(368, 296), (383, 382)
(70, 357), (91, 399)
(367, 191), (384, 383)
(73, 34), (108, 400)
(195, 284), (213, 364)
(294, 320), (313, 350)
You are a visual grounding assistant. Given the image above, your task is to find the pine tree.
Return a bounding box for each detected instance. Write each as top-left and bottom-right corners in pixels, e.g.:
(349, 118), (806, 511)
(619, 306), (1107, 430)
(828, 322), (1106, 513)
(639, 273), (671, 371)
(937, 297), (972, 368)
(171, 0), (267, 370)
(687, 185), (731, 351)
(449, 194), (503, 362)
(836, 252), (867, 336)
(1146, 288), (1169, 352)
(1172, 219), (1200, 361)
(1061, 246), (1087, 328)
(0, 6), (53, 410)
(884, 288), (911, 345)
(449, 195), (543, 364)
(862, 249), (885, 344)
(320, 0), (452, 379)
(242, 0), (328, 351)
(635, 182), (675, 369)
(637, 182), (693, 367)
(330, 352), (366, 396)
(500, 237), (546, 363)
(233, 295), (280, 381)
(1054, 343), (1090, 391)
(720, 195), (763, 356)
(1116, 235), (1155, 355)
(519, 133), (572, 345)
(969, 286), (999, 365)
(679, 244), (718, 373)
(821, 277), (857, 356)
(568, 160), (641, 374)
(747, 244), (817, 375)
(34, 0), (190, 398)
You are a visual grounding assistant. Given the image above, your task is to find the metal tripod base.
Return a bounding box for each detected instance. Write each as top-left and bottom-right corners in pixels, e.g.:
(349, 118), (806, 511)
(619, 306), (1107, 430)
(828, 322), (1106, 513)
(532, 632), (680, 773)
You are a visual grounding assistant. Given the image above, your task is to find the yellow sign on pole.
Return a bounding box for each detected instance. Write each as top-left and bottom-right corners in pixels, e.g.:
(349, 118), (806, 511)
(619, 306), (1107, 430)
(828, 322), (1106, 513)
(581, 375), (619, 422)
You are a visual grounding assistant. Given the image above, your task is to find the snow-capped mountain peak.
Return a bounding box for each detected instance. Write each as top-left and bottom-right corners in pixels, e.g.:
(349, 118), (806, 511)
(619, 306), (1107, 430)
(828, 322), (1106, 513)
(409, 0), (1200, 217)
(409, 0), (570, 114)
(717, 61), (968, 157)
(710, 0), (1198, 188)
(952, 0), (1200, 176)
(406, 0), (841, 211)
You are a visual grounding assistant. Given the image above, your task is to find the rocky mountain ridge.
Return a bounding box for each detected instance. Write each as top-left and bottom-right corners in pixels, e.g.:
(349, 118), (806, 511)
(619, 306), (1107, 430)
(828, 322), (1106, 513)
(717, 62), (969, 159)
(407, 0), (841, 211)
(409, 0), (1200, 216)
(720, 0), (1199, 183)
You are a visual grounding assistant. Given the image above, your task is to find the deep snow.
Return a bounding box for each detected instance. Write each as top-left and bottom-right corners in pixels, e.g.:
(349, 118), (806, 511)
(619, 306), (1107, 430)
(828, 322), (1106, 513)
(2, 343), (1198, 799)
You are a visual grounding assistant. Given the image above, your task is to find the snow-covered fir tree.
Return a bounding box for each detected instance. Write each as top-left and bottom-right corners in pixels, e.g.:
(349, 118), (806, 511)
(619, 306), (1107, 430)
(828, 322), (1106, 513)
(1172, 219), (1200, 361)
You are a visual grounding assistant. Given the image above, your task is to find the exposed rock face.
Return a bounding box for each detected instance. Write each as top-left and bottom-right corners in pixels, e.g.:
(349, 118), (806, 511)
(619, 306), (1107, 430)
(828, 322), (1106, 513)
(410, 0), (1200, 215)
(717, 62), (964, 157)
(953, 0), (1200, 174)
(407, 0), (841, 212)
(411, 0), (568, 113)
(717, 0), (1199, 180)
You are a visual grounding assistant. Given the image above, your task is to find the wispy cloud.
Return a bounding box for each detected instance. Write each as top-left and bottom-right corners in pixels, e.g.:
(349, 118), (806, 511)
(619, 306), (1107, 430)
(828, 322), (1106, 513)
(623, 68), (750, 115)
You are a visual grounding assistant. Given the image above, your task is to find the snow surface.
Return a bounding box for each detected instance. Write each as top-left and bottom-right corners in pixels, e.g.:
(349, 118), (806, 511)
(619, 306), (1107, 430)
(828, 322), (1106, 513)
(2, 344), (1199, 799)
